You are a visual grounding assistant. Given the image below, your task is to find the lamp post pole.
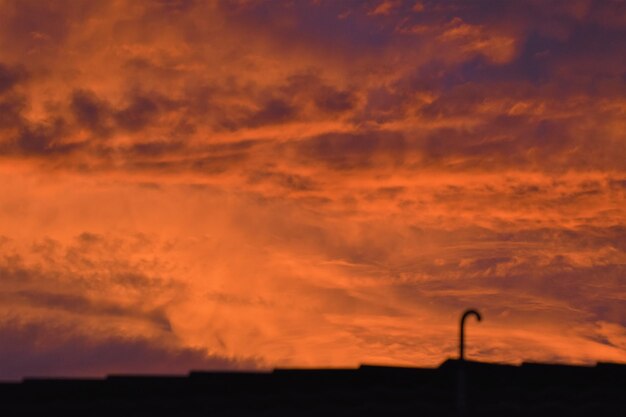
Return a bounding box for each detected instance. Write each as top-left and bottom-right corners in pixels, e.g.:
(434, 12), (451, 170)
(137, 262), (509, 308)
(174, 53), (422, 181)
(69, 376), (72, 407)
(459, 309), (482, 361)
(457, 309), (482, 417)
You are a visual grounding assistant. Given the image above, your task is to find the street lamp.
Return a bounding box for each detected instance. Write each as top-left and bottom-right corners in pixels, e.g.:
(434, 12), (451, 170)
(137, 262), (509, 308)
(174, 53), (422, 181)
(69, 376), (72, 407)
(459, 309), (482, 361)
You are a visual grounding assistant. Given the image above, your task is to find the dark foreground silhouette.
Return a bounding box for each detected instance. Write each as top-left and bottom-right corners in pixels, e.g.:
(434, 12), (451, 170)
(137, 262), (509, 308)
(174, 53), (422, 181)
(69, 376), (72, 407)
(1, 359), (624, 416)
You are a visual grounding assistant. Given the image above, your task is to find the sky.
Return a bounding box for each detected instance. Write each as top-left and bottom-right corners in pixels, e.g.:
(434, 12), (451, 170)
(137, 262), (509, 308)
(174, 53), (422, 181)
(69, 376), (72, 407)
(0, 0), (625, 380)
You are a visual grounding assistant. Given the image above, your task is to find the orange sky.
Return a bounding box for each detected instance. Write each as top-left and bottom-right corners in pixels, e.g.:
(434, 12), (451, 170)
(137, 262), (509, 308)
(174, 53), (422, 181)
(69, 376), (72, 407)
(0, 0), (625, 379)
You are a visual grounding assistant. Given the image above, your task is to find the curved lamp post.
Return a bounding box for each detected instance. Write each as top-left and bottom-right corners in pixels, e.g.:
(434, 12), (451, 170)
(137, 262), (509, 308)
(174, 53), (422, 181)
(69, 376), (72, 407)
(459, 309), (482, 361)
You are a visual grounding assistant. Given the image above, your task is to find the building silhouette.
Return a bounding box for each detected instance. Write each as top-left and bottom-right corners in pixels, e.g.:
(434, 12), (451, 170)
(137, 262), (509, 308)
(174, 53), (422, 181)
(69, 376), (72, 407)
(1, 359), (624, 416)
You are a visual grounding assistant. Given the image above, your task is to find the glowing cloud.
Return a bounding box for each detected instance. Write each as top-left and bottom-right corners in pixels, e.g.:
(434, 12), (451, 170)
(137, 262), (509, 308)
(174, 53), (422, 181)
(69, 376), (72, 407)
(0, 0), (625, 379)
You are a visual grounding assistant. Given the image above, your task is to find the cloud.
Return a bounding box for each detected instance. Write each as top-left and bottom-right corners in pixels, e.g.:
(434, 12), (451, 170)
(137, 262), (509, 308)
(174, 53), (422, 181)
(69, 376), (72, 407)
(242, 98), (297, 128)
(0, 319), (258, 380)
(0, 93), (25, 130)
(2, 290), (173, 331)
(0, 62), (26, 93)
(313, 86), (356, 113)
(294, 130), (406, 170)
(15, 118), (80, 155)
(0, 0), (624, 377)
(70, 89), (113, 136)
(115, 93), (164, 132)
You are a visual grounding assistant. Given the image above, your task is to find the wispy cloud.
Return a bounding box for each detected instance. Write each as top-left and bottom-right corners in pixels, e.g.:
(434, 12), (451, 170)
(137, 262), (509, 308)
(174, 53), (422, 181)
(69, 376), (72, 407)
(0, 0), (624, 377)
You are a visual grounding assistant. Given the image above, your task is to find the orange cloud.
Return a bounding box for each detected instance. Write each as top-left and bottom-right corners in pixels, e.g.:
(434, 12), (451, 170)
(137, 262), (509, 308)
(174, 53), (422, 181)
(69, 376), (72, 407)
(0, 0), (625, 379)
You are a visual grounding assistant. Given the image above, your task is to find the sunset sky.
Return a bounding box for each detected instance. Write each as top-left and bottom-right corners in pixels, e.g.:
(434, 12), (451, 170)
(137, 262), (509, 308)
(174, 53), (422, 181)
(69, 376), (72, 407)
(0, 0), (625, 379)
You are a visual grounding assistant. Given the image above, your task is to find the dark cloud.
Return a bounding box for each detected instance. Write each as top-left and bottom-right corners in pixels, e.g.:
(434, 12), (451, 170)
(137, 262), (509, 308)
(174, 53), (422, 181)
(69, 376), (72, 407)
(70, 89), (112, 136)
(295, 130), (406, 169)
(248, 170), (317, 192)
(130, 140), (184, 157)
(314, 86), (356, 113)
(419, 82), (490, 118)
(114, 94), (162, 132)
(2, 290), (172, 331)
(0, 320), (258, 380)
(0, 94), (25, 130)
(279, 72), (357, 114)
(15, 118), (81, 156)
(243, 98), (296, 128)
(0, 62), (26, 93)
(121, 139), (265, 175)
(189, 153), (250, 174)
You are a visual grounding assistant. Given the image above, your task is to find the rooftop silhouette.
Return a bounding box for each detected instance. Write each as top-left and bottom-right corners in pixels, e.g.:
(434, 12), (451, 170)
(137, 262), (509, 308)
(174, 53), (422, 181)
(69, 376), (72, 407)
(1, 359), (625, 416)
(3, 310), (625, 416)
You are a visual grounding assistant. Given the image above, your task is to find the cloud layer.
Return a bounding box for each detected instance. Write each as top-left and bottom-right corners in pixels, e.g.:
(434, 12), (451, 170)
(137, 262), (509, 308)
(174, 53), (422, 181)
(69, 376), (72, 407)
(0, 0), (625, 379)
